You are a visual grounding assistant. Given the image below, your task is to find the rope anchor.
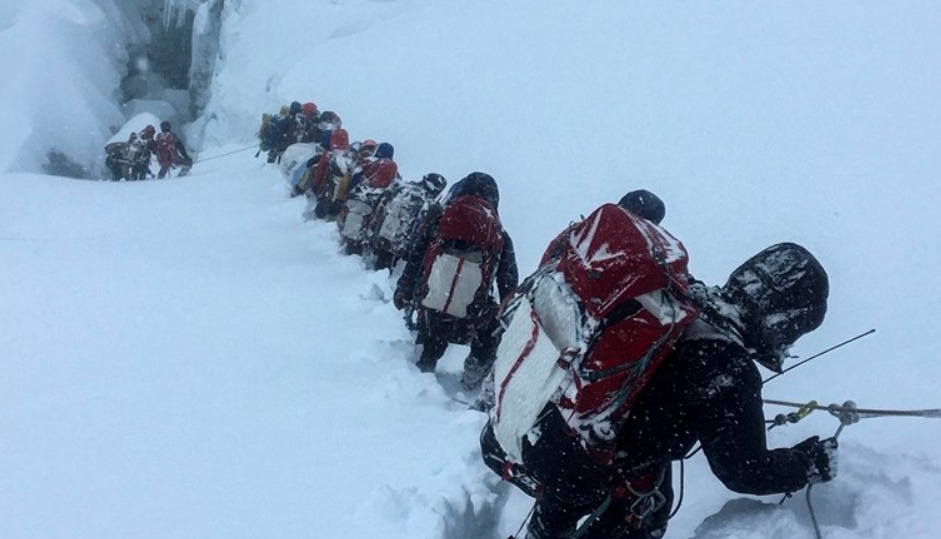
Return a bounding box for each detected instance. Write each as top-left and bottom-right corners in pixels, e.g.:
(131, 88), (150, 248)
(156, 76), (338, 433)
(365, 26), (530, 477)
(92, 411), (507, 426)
(829, 400), (860, 437)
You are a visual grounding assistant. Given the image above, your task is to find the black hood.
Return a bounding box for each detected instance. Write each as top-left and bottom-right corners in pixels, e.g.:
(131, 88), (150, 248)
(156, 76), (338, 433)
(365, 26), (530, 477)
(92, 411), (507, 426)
(448, 172), (499, 209)
(618, 189), (665, 225)
(722, 243), (829, 372)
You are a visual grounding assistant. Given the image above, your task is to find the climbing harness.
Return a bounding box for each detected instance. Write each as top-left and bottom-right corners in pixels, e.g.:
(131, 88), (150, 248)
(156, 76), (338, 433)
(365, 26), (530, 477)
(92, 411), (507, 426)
(622, 468), (668, 530)
(506, 469), (669, 539)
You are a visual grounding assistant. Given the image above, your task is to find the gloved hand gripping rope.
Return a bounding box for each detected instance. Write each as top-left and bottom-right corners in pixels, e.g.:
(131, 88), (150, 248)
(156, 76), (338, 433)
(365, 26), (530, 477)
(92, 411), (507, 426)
(766, 396), (941, 539)
(804, 400), (860, 539)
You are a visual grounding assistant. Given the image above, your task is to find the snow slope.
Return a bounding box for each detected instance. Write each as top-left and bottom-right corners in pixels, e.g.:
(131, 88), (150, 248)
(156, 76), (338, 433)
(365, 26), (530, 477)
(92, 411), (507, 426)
(0, 159), (500, 539)
(3, 1), (941, 538)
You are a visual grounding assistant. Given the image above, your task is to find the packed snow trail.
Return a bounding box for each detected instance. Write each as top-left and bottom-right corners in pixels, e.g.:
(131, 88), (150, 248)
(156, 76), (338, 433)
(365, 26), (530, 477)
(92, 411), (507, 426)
(0, 154), (500, 539)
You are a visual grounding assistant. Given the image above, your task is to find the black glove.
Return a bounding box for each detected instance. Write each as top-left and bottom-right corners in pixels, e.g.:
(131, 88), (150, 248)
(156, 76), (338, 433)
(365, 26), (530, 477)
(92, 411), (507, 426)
(794, 435), (839, 484)
(393, 290), (409, 311)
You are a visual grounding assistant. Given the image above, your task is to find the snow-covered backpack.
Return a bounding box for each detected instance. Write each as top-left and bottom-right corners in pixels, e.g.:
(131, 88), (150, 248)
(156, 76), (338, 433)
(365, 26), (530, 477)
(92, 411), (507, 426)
(419, 194), (504, 319)
(310, 130), (352, 211)
(330, 156), (355, 203)
(278, 143), (321, 189)
(128, 138), (152, 166)
(339, 187), (380, 242)
(154, 132), (177, 169)
(490, 203), (697, 464)
(105, 142), (128, 161)
(376, 183), (425, 255)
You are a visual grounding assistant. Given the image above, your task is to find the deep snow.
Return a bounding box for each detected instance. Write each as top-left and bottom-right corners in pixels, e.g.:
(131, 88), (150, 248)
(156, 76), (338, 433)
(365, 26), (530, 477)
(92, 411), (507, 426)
(3, 1), (941, 538)
(0, 162), (500, 539)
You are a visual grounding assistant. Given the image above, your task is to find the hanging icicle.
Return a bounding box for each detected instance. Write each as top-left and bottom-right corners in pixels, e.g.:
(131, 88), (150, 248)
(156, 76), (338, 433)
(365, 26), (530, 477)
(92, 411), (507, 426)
(163, 0), (202, 30)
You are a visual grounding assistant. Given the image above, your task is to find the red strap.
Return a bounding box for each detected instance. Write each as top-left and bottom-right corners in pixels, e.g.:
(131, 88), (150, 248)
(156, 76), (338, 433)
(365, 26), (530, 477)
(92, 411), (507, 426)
(494, 308), (542, 422)
(440, 257), (464, 315)
(502, 461), (514, 481)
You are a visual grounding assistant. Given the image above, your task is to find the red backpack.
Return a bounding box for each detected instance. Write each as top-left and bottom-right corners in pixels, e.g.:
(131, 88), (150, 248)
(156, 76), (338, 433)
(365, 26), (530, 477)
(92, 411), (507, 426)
(491, 204), (697, 464)
(419, 195), (504, 319)
(363, 159), (397, 189)
(155, 132), (177, 168)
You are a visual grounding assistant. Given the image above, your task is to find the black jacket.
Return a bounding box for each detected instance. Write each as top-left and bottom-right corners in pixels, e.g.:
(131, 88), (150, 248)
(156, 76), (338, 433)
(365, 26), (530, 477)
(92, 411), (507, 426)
(614, 319), (819, 495)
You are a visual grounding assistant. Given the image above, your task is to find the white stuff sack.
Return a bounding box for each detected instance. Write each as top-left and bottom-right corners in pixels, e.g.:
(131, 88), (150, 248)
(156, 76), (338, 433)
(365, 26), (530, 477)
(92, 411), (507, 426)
(420, 253), (483, 318)
(491, 297), (569, 464)
(378, 198), (409, 242)
(340, 199), (373, 240)
(530, 271), (582, 352)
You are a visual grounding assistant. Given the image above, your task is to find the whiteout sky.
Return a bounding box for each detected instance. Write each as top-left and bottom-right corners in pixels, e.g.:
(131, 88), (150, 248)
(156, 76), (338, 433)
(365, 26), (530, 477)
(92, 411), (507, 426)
(2, 1), (941, 538)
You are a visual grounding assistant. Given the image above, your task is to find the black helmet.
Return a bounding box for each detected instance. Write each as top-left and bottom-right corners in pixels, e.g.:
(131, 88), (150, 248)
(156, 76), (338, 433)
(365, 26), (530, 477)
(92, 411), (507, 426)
(618, 189), (665, 225)
(421, 173), (447, 196)
(160, 121), (171, 133)
(724, 243), (829, 372)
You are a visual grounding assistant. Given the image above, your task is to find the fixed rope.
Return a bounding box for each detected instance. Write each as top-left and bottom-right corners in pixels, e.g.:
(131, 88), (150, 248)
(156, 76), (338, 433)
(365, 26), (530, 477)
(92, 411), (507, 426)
(763, 399), (941, 420)
(765, 396), (941, 539)
(194, 144), (261, 164)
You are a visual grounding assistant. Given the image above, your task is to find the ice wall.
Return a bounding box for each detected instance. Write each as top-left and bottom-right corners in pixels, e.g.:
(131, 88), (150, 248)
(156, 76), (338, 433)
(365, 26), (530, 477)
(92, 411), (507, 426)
(0, 0), (220, 178)
(0, 1), (143, 177)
